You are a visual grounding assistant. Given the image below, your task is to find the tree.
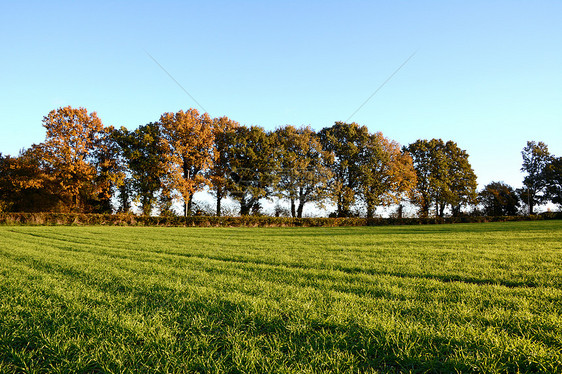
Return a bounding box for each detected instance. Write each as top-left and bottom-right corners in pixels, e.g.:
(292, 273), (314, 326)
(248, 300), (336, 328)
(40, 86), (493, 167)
(90, 126), (125, 213)
(113, 123), (167, 215)
(318, 122), (370, 217)
(40, 106), (113, 212)
(520, 141), (551, 214)
(406, 139), (477, 217)
(208, 116), (239, 216)
(404, 139), (442, 217)
(273, 125), (332, 218)
(544, 156), (562, 207)
(360, 132), (417, 218)
(159, 109), (215, 217)
(444, 141), (478, 216)
(226, 125), (279, 215)
(479, 181), (520, 216)
(0, 148), (61, 212)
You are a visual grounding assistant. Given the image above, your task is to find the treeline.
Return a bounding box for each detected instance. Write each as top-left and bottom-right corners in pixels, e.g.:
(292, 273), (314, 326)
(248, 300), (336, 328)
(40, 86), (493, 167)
(0, 106), (560, 217)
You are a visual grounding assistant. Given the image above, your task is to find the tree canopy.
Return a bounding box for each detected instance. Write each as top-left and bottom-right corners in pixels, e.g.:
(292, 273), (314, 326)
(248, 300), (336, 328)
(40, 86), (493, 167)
(405, 139), (477, 217)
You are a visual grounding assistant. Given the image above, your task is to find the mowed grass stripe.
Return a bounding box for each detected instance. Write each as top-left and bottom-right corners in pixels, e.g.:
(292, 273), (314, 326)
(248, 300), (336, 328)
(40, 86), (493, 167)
(4, 223), (562, 290)
(0, 222), (561, 372)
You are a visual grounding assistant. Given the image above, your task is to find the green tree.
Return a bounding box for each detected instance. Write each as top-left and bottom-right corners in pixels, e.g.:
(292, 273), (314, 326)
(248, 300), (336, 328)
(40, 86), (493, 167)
(273, 125), (333, 218)
(406, 139), (477, 217)
(479, 181), (520, 216)
(318, 122), (370, 217)
(444, 141), (478, 216)
(90, 126), (125, 213)
(544, 156), (562, 207)
(520, 141), (551, 214)
(226, 125), (279, 215)
(403, 139), (441, 217)
(159, 109), (215, 217)
(208, 116), (239, 216)
(113, 123), (166, 215)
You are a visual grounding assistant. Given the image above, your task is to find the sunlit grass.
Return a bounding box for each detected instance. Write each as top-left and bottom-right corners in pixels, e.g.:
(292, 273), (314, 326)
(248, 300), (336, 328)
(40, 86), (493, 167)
(1, 221), (561, 373)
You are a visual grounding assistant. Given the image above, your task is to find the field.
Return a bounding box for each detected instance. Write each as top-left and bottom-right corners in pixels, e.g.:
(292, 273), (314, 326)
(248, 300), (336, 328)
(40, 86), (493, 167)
(1, 221), (561, 373)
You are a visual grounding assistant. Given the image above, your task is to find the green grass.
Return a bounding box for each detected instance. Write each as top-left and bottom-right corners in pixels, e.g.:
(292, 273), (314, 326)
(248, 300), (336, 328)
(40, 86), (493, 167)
(0, 221), (561, 373)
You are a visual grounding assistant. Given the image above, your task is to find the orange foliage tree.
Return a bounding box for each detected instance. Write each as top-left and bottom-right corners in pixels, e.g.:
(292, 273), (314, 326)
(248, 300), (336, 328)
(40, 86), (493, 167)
(159, 109), (215, 217)
(41, 106), (102, 211)
(360, 132), (417, 218)
(0, 147), (61, 212)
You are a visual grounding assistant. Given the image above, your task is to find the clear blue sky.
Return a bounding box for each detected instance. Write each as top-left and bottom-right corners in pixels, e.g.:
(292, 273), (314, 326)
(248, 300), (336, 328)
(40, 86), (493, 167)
(1, 1), (561, 189)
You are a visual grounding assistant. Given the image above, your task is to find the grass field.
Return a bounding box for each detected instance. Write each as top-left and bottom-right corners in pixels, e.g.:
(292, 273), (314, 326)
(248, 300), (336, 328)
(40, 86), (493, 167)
(1, 221), (561, 373)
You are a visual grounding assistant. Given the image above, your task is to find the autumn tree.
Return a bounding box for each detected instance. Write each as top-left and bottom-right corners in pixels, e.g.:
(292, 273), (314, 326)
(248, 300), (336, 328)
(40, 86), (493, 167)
(0, 148), (61, 212)
(318, 122), (370, 217)
(360, 132), (417, 218)
(113, 123), (167, 215)
(226, 125), (279, 215)
(159, 109), (215, 217)
(520, 141), (551, 214)
(208, 116), (239, 216)
(405, 139), (477, 217)
(479, 181), (520, 216)
(273, 125), (333, 218)
(40, 106), (119, 212)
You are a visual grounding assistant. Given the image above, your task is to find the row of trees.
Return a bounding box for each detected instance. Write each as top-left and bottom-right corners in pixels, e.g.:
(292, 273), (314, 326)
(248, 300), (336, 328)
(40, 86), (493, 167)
(0, 106), (559, 217)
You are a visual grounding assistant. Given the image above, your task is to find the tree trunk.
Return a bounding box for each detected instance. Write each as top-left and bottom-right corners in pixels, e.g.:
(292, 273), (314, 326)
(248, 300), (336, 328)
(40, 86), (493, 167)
(142, 195), (151, 216)
(297, 201), (305, 218)
(184, 193), (194, 218)
(187, 194), (194, 216)
(290, 199), (296, 218)
(366, 200), (375, 219)
(216, 187), (223, 217)
(216, 195), (222, 217)
(437, 202), (446, 218)
(240, 195), (251, 216)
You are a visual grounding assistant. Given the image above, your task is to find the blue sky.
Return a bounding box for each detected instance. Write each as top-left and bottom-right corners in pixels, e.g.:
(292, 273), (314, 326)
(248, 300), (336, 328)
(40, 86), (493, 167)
(1, 1), (561, 190)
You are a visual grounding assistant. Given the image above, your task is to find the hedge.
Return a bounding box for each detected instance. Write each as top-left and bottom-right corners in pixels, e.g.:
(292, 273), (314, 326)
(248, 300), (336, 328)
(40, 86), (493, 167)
(0, 212), (561, 227)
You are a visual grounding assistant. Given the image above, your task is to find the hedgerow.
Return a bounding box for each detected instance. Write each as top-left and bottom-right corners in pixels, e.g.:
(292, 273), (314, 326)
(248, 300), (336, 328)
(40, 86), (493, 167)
(0, 212), (560, 227)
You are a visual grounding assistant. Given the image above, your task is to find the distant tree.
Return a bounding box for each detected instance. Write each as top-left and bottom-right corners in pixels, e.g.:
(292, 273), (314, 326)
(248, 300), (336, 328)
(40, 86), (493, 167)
(544, 156), (562, 207)
(360, 132), (417, 218)
(208, 116), (239, 216)
(273, 125), (333, 218)
(520, 141), (551, 214)
(159, 109), (215, 217)
(39, 106), (116, 212)
(318, 122), (370, 217)
(405, 139), (477, 217)
(479, 181), (520, 216)
(226, 125), (279, 215)
(113, 123), (167, 215)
